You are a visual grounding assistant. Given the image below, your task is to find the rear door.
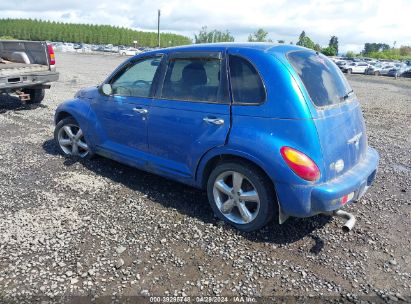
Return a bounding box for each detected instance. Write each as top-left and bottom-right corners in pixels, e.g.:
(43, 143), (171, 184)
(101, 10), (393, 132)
(287, 51), (367, 180)
(146, 51), (230, 181)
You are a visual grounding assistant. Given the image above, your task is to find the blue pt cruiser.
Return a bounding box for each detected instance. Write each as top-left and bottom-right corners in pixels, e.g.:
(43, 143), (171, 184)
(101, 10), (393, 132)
(54, 43), (379, 232)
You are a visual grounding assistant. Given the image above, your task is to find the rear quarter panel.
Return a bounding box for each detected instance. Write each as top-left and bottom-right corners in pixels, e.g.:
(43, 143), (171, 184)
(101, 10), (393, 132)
(227, 117), (323, 185)
(197, 49), (325, 186)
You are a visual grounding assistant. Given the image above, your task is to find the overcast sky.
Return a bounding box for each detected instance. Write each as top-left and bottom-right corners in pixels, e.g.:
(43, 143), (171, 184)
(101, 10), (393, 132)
(0, 0), (409, 53)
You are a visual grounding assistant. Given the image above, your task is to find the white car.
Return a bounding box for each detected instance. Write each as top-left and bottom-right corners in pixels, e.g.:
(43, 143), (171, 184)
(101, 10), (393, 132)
(343, 62), (369, 74)
(119, 48), (141, 56)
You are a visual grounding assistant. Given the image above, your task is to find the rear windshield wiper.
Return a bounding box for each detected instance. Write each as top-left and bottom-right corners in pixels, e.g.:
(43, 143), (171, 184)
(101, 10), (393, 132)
(341, 90), (354, 100)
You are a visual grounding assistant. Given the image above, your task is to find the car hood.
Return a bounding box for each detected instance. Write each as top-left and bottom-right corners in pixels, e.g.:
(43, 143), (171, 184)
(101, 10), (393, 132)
(75, 86), (100, 100)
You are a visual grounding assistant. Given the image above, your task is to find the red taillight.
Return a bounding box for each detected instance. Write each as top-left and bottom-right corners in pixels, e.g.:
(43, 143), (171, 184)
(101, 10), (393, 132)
(47, 44), (56, 65)
(340, 192), (354, 205)
(341, 194), (349, 204)
(280, 146), (320, 181)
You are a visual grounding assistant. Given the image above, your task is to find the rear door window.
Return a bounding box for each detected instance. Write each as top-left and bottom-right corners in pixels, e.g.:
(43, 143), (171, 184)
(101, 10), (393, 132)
(161, 56), (225, 103)
(229, 55), (266, 104)
(288, 50), (352, 107)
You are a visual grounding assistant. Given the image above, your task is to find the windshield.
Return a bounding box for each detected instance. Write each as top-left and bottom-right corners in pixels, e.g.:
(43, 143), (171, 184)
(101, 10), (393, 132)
(287, 50), (352, 107)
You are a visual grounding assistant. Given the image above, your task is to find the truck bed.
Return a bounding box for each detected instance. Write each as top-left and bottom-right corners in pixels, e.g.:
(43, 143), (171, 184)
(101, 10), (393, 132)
(0, 40), (58, 93)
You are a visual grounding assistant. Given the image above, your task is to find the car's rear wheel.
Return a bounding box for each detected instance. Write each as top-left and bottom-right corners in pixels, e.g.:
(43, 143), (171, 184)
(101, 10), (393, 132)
(54, 117), (92, 159)
(207, 162), (275, 232)
(25, 88), (45, 104)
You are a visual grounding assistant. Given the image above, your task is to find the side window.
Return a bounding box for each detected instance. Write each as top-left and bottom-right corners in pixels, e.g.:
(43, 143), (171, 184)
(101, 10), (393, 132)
(229, 55), (265, 104)
(110, 56), (162, 97)
(161, 57), (222, 102)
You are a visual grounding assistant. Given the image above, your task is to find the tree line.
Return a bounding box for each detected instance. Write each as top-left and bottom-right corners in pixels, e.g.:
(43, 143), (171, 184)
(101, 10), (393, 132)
(194, 27), (339, 56)
(194, 26), (234, 43)
(195, 26), (411, 60)
(359, 43), (411, 60)
(2, 19), (409, 60)
(0, 18), (192, 47)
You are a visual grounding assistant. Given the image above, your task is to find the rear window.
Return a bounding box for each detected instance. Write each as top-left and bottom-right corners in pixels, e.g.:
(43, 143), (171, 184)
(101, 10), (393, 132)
(287, 50), (352, 107)
(229, 55), (265, 104)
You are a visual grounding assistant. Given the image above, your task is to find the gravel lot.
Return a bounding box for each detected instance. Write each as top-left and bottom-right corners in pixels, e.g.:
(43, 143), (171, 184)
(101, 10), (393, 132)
(0, 52), (410, 302)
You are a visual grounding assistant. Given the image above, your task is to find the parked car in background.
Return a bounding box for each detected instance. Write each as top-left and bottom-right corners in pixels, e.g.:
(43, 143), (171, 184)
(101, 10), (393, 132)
(387, 63), (409, 77)
(379, 65), (396, 76)
(365, 63), (384, 75)
(102, 44), (114, 52)
(402, 67), (411, 78)
(91, 45), (102, 52)
(54, 43), (379, 232)
(336, 60), (352, 71)
(119, 48), (142, 56)
(52, 42), (75, 53)
(342, 62), (369, 74)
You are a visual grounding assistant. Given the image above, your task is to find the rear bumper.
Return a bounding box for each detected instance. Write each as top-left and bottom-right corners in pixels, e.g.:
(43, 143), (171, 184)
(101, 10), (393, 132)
(0, 71), (59, 92)
(275, 147), (379, 217)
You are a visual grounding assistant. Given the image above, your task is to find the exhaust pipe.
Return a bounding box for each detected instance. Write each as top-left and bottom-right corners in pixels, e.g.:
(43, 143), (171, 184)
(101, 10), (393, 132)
(333, 210), (356, 232)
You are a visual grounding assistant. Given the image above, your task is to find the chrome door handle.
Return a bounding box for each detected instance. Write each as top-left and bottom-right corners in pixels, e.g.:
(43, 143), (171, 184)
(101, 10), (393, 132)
(133, 107), (148, 114)
(203, 117), (224, 125)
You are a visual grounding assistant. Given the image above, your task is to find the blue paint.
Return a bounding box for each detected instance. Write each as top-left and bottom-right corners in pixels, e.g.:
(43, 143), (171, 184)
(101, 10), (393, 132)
(55, 43), (379, 218)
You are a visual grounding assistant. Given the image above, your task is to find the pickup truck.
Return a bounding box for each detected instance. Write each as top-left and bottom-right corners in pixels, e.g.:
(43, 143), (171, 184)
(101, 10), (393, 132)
(0, 40), (59, 103)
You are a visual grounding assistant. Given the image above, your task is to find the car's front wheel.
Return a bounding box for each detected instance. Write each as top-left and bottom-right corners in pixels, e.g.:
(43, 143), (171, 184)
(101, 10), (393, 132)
(207, 162), (275, 232)
(54, 117), (92, 159)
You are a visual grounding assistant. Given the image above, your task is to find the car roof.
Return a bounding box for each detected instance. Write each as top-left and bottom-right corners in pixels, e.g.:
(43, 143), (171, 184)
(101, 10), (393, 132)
(141, 42), (307, 57)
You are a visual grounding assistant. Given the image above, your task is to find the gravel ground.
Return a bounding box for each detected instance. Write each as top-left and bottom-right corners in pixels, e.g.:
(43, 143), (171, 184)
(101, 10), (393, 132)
(0, 52), (410, 302)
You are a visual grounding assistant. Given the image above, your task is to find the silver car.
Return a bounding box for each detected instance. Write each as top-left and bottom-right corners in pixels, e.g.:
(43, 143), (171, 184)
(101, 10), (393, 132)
(379, 65), (396, 76)
(365, 63), (384, 75)
(387, 63), (409, 77)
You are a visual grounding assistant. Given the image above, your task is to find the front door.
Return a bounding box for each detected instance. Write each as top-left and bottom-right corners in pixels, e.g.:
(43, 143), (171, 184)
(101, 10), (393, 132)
(92, 56), (163, 162)
(147, 51), (231, 181)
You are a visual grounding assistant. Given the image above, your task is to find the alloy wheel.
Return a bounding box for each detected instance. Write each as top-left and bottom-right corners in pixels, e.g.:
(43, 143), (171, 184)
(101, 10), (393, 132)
(57, 124), (89, 158)
(213, 171), (260, 224)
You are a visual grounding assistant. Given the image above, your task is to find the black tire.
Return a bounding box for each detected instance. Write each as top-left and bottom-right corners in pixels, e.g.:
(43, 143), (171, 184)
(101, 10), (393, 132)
(25, 88), (45, 104)
(54, 117), (93, 159)
(207, 162), (275, 232)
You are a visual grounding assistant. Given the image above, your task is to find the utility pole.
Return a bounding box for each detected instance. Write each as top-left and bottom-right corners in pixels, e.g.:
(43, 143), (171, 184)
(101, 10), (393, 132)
(157, 9), (161, 48)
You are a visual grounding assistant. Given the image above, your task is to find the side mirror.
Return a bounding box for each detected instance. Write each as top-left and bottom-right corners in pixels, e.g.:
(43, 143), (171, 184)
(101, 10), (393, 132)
(101, 83), (113, 96)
